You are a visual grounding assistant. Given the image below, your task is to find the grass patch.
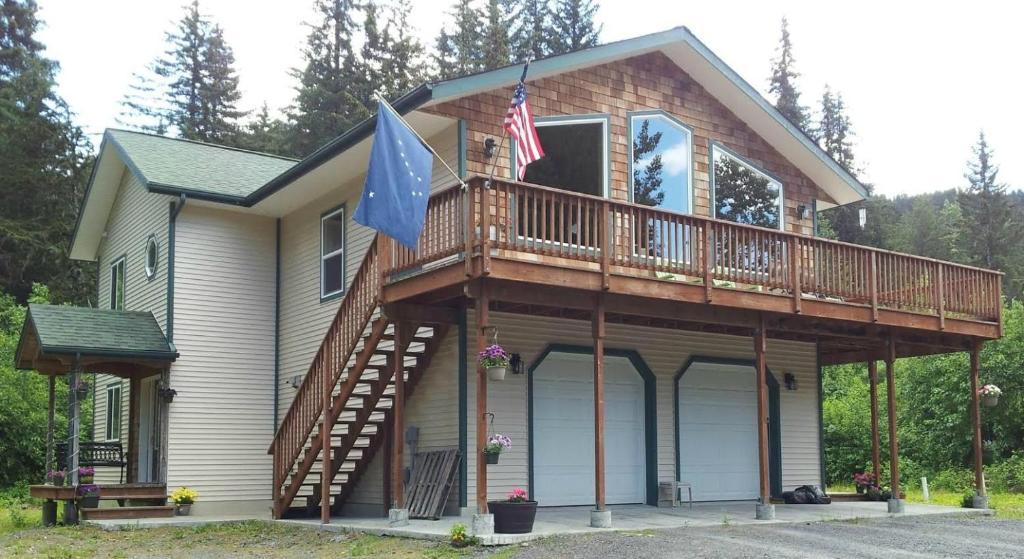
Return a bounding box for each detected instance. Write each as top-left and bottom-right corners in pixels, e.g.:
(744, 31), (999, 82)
(0, 514), (506, 558)
(903, 489), (1024, 519)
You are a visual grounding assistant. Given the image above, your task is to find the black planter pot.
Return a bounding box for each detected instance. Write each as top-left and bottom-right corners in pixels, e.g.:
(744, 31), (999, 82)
(488, 500), (537, 534)
(79, 495), (100, 509)
(485, 452), (499, 465)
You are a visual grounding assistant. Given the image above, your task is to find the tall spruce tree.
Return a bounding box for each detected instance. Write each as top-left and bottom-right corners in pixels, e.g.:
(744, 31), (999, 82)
(234, 103), (295, 157)
(0, 0), (93, 303)
(549, 0), (601, 55)
(119, 1), (245, 142)
(958, 132), (1019, 278)
(480, 0), (513, 70)
(379, 0), (426, 97)
(291, 0), (367, 155)
(817, 85), (855, 172)
(434, 0), (484, 80)
(768, 17), (811, 134)
(508, 0), (553, 61)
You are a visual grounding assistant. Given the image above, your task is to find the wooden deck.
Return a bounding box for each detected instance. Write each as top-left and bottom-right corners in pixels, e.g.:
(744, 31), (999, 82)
(378, 177), (1002, 364)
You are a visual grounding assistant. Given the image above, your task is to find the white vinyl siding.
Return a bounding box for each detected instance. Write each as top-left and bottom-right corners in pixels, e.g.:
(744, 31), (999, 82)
(169, 205), (276, 506)
(92, 168), (172, 484)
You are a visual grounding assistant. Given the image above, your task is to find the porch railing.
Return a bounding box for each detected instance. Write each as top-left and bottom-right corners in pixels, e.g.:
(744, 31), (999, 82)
(385, 177), (1003, 324)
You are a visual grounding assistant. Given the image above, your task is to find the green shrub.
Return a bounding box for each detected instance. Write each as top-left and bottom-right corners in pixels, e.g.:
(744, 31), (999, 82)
(987, 453), (1024, 493)
(930, 468), (975, 493)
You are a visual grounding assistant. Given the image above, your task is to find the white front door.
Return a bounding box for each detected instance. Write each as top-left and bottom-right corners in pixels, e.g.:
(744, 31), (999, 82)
(533, 352), (646, 506)
(677, 362), (759, 501)
(137, 377), (157, 482)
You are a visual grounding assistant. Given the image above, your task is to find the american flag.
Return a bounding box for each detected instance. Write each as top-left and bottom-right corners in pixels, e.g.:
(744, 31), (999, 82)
(503, 64), (544, 180)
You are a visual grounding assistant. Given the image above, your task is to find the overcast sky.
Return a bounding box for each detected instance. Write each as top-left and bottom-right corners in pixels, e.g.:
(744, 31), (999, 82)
(35, 0), (1023, 198)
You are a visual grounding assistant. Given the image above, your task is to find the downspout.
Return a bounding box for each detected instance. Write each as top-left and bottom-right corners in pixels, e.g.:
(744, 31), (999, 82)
(166, 194), (186, 343)
(273, 218), (281, 432)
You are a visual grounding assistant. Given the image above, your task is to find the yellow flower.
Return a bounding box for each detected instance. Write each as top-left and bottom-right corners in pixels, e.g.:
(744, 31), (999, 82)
(170, 486), (199, 505)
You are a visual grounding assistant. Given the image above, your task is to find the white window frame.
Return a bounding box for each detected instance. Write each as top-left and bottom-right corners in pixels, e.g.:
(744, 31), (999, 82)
(320, 206), (346, 300)
(109, 256), (126, 310)
(627, 111), (694, 213)
(105, 383), (122, 441)
(144, 236), (158, 280)
(710, 144), (785, 230)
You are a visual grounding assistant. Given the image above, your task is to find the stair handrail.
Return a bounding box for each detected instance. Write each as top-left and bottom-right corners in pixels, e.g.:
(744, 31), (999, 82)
(269, 234), (382, 498)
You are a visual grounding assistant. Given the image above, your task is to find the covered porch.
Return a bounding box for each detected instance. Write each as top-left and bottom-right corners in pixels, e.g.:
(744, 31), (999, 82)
(14, 304), (179, 523)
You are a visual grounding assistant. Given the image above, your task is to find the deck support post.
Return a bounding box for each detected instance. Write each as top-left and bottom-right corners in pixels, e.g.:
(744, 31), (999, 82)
(65, 354), (82, 524)
(473, 282), (493, 535)
(885, 335), (904, 513)
(969, 340), (988, 508)
(320, 340), (332, 524)
(127, 377), (141, 484)
(590, 294), (611, 528)
(754, 316), (774, 520)
(46, 375), (55, 482)
(389, 322), (409, 525)
(868, 361), (882, 484)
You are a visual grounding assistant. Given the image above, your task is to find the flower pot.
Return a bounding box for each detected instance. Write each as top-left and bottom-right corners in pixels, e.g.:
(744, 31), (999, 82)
(175, 503), (192, 516)
(487, 366), (507, 381)
(79, 495), (100, 509)
(855, 485), (865, 494)
(982, 394), (999, 407)
(488, 500), (537, 534)
(79, 475), (94, 484)
(485, 452), (500, 465)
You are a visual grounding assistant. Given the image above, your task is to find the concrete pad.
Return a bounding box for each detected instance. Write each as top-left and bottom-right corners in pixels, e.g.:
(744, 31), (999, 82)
(86, 513), (264, 531)
(276, 500), (991, 546)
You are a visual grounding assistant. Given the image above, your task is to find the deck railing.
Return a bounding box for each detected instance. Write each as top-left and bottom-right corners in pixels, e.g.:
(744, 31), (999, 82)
(385, 177), (1003, 324)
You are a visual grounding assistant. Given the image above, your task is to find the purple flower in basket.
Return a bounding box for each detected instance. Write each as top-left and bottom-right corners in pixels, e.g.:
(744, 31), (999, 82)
(78, 466), (96, 477)
(485, 433), (512, 456)
(77, 484), (100, 497)
(478, 344), (510, 368)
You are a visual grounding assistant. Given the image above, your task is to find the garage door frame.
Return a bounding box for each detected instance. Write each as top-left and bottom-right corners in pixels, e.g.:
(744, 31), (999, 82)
(528, 344), (658, 506)
(674, 356), (782, 499)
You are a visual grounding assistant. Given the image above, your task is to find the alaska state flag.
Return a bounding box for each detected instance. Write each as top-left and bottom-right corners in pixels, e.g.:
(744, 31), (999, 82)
(354, 100), (433, 249)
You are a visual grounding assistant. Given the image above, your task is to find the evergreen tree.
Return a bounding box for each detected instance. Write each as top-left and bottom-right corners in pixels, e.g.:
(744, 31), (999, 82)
(290, 0), (367, 155)
(379, 0), (426, 97)
(549, 0), (601, 55)
(198, 23), (244, 141)
(434, 0), (484, 80)
(768, 17), (811, 134)
(817, 85), (855, 172)
(508, 0), (553, 61)
(958, 132), (1019, 292)
(631, 119), (664, 206)
(0, 0), (93, 304)
(480, 0), (513, 70)
(355, 0), (388, 107)
(234, 103), (296, 157)
(892, 197), (956, 260)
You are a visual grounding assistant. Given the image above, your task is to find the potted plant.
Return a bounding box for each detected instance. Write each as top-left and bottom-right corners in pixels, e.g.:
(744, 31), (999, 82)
(449, 522), (476, 548)
(78, 466), (95, 484)
(865, 485), (884, 501)
(48, 469), (66, 486)
(979, 384), (1001, 407)
(484, 433), (511, 465)
(169, 486), (198, 516)
(479, 344), (510, 381)
(489, 488), (537, 534)
(71, 379), (89, 400)
(78, 484), (100, 509)
(853, 472), (876, 494)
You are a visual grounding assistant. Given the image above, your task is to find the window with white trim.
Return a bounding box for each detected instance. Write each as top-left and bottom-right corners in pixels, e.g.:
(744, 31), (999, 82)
(109, 257), (125, 310)
(321, 207), (345, 299)
(712, 145), (784, 230)
(630, 113), (693, 213)
(105, 384), (122, 440)
(516, 117), (608, 197)
(144, 237), (158, 279)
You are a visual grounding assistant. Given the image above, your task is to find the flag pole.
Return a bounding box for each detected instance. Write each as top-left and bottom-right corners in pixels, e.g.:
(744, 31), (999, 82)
(486, 57), (532, 188)
(374, 91), (465, 188)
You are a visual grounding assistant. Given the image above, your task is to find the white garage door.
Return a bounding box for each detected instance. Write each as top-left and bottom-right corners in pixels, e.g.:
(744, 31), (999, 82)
(533, 352), (646, 506)
(677, 362), (759, 501)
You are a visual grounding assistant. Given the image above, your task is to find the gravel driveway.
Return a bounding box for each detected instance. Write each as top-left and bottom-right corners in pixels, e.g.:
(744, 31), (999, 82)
(510, 514), (1024, 558)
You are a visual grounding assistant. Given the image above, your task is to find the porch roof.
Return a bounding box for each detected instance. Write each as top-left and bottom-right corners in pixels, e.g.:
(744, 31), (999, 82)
(14, 304), (178, 376)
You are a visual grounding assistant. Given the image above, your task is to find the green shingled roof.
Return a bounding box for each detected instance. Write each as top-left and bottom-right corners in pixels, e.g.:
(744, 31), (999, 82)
(106, 129), (298, 199)
(16, 305), (178, 366)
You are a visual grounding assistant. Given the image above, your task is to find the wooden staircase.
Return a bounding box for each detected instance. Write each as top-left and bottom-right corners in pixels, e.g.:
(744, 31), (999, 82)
(269, 236), (450, 518)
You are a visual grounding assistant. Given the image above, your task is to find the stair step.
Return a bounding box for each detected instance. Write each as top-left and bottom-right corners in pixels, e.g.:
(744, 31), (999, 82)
(381, 334), (433, 343)
(80, 505), (176, 520)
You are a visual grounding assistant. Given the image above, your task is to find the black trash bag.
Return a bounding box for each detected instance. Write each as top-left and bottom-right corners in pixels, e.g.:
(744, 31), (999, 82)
(784, 485), (831, 505)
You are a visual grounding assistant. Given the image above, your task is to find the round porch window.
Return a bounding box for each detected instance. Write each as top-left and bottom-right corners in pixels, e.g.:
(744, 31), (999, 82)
(145, 236), (158, 279)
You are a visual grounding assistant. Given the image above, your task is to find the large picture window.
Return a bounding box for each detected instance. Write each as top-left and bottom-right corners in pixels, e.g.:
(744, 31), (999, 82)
(712, 145), (783, 230)
(630, 112), (693, 213)
(515, 116), (608, 197)
(109, 256), (125, 310)
(321, 206), (345, 300)
(105, 384), (122, 440)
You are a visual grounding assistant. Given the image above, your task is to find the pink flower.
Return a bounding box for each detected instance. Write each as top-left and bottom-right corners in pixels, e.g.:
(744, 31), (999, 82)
(508, 488), (528, 503)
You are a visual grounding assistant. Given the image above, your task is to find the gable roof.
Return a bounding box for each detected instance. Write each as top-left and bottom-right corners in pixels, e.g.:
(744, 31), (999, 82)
(15, 304), (178, 369)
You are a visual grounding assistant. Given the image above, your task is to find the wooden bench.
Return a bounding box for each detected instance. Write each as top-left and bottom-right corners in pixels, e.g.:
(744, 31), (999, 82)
(56, 442), (127, 483)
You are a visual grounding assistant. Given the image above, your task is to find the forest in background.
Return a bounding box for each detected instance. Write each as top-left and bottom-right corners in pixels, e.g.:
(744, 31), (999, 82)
(1, 0), (1022, 495)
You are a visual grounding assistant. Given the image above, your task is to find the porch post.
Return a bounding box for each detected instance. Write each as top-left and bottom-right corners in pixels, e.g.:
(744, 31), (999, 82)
(969, 340), (988, 508)
(388, 322), (409, 525)
(65, 354), (82, 524)
(590, 294), (611, 528)
(885, 335), (904, 512)
(127, 377), (141, 484)
(754, 316), (774, 520)
(320, 336), (332, 524)
(46, 375), (55, 481)
(472, 283), (494, 535)
(868, 361), (882, 484)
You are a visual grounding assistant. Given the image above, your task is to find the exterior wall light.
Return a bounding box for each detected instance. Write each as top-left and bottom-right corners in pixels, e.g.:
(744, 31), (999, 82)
(784, 372), (798, 391)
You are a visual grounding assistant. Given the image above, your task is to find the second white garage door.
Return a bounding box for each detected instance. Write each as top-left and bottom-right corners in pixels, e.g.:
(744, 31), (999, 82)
(533, 352), (646, 506)
(677, 361), (759, 501)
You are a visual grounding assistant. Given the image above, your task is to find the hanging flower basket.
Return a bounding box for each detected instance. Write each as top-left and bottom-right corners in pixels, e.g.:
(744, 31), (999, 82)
(979, 384), (1001, 407)
(72, 379), (89, 401)
(479, 344), (510, 382)
(77, 484), (100, 509)
(78, 466), (95, 484)
(484, 433), (511, 465)
(489, 488), (537, 534)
